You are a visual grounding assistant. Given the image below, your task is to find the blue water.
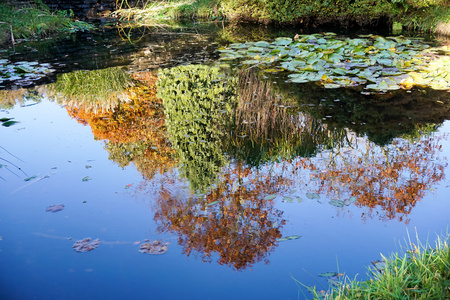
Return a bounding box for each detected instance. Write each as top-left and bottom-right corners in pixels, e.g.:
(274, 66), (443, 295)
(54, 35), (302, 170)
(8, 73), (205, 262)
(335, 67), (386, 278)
(1, 95), (449, 299)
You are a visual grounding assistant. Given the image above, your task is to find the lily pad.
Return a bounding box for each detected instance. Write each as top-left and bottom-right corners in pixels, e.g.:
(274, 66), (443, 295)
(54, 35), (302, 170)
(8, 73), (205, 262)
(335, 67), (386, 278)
(139, 240), (169, 255)
(46, 204), (65, 213)
(73, 238), (100, 252)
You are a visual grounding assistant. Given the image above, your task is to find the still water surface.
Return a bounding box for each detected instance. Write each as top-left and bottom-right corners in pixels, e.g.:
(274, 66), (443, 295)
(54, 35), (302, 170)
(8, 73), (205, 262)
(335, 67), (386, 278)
(1, 23), (450, 299)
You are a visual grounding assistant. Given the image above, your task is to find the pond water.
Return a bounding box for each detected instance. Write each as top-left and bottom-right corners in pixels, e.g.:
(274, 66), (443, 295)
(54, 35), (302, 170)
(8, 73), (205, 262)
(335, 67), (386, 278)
(1, 22), (450, 300)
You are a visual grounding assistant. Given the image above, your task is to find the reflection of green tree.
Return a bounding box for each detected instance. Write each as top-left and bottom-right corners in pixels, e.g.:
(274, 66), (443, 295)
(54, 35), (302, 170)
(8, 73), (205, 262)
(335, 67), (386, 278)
(272, 78), (450, 145)
(157, 64), (237, 192)
(224, 69), (348, 167)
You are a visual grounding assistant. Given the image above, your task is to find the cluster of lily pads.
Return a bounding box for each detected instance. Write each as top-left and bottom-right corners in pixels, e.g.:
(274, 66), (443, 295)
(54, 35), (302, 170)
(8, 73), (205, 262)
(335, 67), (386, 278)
(218, 33), (450, 91)
(0, 59), (55, 87)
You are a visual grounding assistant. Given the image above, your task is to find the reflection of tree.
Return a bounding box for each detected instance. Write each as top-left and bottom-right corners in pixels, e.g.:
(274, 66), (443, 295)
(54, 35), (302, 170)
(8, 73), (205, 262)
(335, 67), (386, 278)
(272, 78), (450, 145)
(65, 72), (177, 179)
(157, 64), (238, 192)
(154, 163), (288, 270)
(294, 133), (446, 223)
(225, 69), (348, 167)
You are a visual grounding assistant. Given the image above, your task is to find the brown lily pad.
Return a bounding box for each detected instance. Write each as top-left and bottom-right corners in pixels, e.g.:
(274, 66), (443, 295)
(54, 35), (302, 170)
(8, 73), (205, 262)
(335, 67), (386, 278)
(73, 238), (100, 253)
(139, 240), (169, 255)
(46, 204), (65, 213)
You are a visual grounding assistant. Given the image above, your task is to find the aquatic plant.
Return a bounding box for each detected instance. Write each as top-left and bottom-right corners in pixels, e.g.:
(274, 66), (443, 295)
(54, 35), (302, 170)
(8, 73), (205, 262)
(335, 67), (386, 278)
(0, 59), (55, 88)
(218, 34), (450, 92)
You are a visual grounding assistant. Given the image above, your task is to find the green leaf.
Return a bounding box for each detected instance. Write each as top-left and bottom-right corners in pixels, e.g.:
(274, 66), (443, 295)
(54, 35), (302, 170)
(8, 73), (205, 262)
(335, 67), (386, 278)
(82, 176), (91, 182)
(2, 120), (19, 127)
(207, 200), (219, 206)
(24, 175), (37, 182)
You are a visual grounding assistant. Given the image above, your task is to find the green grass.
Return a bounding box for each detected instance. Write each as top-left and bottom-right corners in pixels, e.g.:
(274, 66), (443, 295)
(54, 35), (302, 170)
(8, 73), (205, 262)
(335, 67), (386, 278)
(294, 233), (450, 299)
(112, 0), (223, 24)
(0, 2), (94, 46)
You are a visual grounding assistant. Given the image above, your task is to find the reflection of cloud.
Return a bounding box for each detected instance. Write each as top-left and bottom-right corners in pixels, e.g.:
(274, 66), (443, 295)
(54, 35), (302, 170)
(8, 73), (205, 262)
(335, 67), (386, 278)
(153, 164), (288, 270)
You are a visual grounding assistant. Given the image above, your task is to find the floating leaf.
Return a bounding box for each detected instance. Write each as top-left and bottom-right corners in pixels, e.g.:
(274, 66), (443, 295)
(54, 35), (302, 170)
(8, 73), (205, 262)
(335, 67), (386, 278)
(306, 193), (320, 199)
(264, 194), (277, 200)
(279, 235), (301, 242)
(329, 200), (344, 207)
(24, 175), (37, 182)
(283, 196), (294, 202)
(82, 176), (91, 182)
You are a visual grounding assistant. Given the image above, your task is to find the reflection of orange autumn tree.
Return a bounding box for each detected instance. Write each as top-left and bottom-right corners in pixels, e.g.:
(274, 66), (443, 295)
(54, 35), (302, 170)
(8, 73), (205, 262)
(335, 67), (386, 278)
(295, 134), (446, 223)
(154, 163), (289, 270)
(66, 72), (177, 179)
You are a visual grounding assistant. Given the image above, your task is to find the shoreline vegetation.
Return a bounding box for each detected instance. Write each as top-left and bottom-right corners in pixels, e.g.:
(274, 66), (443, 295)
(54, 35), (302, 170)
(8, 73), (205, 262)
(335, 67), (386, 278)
(111, 0), (450, 36)
(0, 1), (93, 46)
(0, 0), (448, 43)
(293, 234), (450, 299)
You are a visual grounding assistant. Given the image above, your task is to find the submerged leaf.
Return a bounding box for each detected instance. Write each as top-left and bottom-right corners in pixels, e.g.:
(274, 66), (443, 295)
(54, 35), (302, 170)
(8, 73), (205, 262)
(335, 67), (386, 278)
(139, 240), (169, 255)
(46, 204), (65, 213)
(73, 238), (100, 252)
(319, 272), (338, 277)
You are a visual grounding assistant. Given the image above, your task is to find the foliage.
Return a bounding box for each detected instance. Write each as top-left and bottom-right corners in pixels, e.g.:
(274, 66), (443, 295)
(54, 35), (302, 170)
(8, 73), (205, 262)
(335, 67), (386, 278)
(112, 0), (223, 24)
(306, 234), (450, 299)
(49, 67), (134, 112)
(220, 0), (395, 24)
(219, 34), (450, 92)
(0, 3), (94, 45)
(157, 64), (237, 192)
(154, 163), (288, 270)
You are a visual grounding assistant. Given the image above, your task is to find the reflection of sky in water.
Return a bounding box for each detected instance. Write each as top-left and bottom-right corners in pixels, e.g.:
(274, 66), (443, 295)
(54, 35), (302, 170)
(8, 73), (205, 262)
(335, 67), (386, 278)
(1, 98), (450, 299)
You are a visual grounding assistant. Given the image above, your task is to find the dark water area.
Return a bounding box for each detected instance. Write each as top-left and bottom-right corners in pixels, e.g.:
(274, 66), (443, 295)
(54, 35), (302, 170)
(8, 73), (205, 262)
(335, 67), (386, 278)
(1, 22), (450, 300)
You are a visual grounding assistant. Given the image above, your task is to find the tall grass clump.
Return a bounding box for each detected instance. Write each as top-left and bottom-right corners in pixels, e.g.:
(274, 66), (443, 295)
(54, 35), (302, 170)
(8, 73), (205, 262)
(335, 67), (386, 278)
(0, 1), (93, 45)
(48, 67), (134, 112)
(112, 0), (223, 24)
(298, 233), (450, 299)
